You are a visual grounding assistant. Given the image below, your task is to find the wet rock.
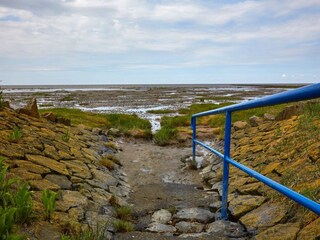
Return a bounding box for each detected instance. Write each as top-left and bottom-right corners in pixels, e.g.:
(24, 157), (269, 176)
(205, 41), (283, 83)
(45, 174), (72, 189)
(147, 222), (176, 233)
(229, 195), (266, 218)
(56, 190), (88, 212)
(297, 217), (320, 240)
(206, 220), (245, 238)
(174, 208), (214, 224)
(175, 221), (204, 233)
(239, 203), (287, 233)
(34, 221), (61, 240)
(256, 223), (300, 240)
(26, 154), (69, 175)
(233, 121), (249, 131)
(152, 209), (172, 224)
(249, 116), (263, 127)
(275, 105), (303, 121)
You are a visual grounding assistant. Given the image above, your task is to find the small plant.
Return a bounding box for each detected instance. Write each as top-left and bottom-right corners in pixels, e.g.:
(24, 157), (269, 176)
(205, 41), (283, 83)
(100, 158), (115, 171)
(75, 223), (109, 240)
(8, 127), (23, 143)
(0, 207), (16, 238)
(41, 189), (57, 221)
(114, 205), (132, 221)
(13, 182), (33, 223)
(153, 127), (178, 146)
(112, 220), (134, 233)
(167, 206), (177, 215)
(105, 142), (118, 150)
(0, 89), (3, 109)
(105, 154), (121, 165)
(61, 131), (71, 142)
(109, 195), (119, 207)
(61, 235), (72, 240)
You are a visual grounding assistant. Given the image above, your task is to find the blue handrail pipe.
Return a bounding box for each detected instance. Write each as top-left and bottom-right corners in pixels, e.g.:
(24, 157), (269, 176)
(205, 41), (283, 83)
(191, 83), (320, 219)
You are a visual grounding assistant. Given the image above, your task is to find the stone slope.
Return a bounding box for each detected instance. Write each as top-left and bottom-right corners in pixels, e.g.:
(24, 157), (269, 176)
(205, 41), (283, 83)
(0, 106), (129, 239)
(201, 105), (320, 239)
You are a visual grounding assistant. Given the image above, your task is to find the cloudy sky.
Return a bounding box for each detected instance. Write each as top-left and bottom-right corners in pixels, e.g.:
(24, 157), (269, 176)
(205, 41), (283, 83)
(0, 0), (320, 85)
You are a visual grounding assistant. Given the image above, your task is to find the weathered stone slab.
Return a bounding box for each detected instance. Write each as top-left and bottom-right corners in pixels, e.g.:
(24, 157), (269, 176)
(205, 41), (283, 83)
(13, 160), (51, 174)
(240, 203), (287, 233)
(256, 223), (300, 240)
(175, 221), (204, 233)
(147, 222), (176, 233)
(174, 208), (214, 224)
(10, 167), (42, 180)
(152, 209), (172, 224)
(206, 220), (246, 238)
(56, 190), (88, 212)
(26, 154), (69, 175)
(45, 174), (72, 189)
(229, 195), (266, 218)
(34, 221), (60, 240)
(29, 179), (60, 191)
(297, 217), (320, 240)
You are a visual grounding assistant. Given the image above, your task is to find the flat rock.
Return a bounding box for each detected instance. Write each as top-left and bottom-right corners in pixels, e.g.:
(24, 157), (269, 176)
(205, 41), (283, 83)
(206, 220), (246, 238)
(13, 160), (51, 174)
(56, 190), (88, 212)
(175, 221), (204, 233)
(297, 217), (320, 240)
(29, 179), (60, 191)
(62, 160), (91, 179)
(152, 209), (172, 224)
(26, 154), (69, 175)
(174, 208), (214, 224)
(233, 121), (249, 131)
(34, 221), (60, 240)
(256, 223), (300, 240)
(229, 195), (266, 218)
(239, 203), (287, 233)
(87, 169), (118, 189)
(45, 174), (72, 189)
(10, 167), (42, 180)
(147, 222), (176, 233)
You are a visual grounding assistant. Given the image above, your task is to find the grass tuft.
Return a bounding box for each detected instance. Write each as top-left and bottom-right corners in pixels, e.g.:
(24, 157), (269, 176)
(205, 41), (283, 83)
(153, 127), (177, 146)
(8, 126), (23, 143)
(100, 158), (116, 171)
(114, 205), (132, 221)
(113, 220), (134, 233)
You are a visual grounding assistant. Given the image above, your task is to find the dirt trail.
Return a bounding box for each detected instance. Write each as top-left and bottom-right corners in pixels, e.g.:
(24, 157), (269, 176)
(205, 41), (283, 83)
(115, 139), (214, 239)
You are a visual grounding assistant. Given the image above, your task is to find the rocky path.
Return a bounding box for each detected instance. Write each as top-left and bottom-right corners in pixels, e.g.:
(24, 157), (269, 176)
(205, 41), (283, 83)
(114, 139), (248, 239)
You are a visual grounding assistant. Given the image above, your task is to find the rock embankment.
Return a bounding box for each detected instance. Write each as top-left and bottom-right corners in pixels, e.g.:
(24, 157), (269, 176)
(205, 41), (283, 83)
(201, 104), (320, 239)
(0, 103), (129, 239)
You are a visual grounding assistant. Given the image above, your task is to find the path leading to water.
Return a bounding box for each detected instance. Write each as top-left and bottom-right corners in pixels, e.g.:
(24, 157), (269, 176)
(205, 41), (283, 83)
(114, 139), (248, 239)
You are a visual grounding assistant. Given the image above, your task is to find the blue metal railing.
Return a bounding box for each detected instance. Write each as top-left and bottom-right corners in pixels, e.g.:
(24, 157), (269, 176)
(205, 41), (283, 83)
(191, 83), (320, 220)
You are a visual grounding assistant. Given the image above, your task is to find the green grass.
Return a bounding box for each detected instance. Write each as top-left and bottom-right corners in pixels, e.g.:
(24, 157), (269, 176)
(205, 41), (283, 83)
(39, 108), (152, 138)
(61, 131), (71, 142)
(114, 205), (132, 221)
(41, 189), (57, 221)
(0, 158), (32, 239)
(153, 127), (178, 146)
(8, 127), (23, 143)
(113, 220), (134, 233)
(147, 109), (176, 114)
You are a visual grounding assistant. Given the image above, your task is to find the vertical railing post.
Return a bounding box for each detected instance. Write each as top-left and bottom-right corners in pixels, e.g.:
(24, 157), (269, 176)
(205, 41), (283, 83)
(221, 111), (232, 220)
(191, 117), (197, 161)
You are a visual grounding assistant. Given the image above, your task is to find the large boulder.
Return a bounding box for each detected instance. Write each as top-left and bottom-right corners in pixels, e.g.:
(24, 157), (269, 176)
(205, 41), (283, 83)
(17, 98), (40, 118)
(275, 105), (303, 121)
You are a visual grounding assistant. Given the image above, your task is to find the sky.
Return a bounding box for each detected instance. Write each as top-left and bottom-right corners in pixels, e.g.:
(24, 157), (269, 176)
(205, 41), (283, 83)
(0, 0), (320, 85)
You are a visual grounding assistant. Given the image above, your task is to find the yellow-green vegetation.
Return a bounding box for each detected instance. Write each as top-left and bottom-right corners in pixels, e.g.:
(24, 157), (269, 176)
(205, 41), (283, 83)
(61, 131), (71, 142)
(104, 142), (118, 151)
(100, 158), (116, 171)
(105, 154), (121, 165)
(114, 205), (132, 221)
(154, 127), (178, 146)
(39, 108), (152, 138)
(112, 220), (134, 233)
(8, 126), (23, 143)
(154, 102), (288, 145)
(41, 189), (57, 221)
(147, 109), (176, 114)
(0, 157), (33, 239)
